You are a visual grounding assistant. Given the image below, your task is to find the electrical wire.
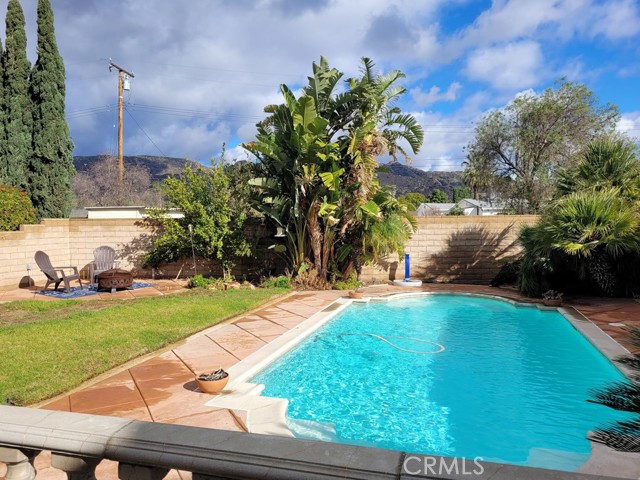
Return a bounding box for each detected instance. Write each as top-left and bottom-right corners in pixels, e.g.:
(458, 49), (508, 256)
(124, 107), (167, 157)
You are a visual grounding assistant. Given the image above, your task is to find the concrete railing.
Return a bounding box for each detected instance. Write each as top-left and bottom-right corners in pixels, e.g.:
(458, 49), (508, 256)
(0, 406), (621, 480)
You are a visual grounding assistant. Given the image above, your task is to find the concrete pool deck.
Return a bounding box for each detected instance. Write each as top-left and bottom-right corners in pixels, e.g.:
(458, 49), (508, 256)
(2, 283), (639, 479)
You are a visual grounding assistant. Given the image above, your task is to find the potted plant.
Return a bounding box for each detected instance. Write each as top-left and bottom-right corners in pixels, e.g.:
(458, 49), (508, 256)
(349, 287), (364, 299)
(542, 290), (563, 307)
(196, 368), (229, 394)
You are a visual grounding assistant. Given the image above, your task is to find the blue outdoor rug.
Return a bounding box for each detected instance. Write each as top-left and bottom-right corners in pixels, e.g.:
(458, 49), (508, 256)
(37, 282), (154, 299)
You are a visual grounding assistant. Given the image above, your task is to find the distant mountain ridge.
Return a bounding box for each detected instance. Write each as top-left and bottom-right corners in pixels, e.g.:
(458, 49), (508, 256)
(74, 155), (465, 198)
(377, 163), (464, 198)
(74, 155), (196, 182)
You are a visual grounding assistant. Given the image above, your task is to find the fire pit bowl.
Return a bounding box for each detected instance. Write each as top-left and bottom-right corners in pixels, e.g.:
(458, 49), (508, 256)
(96, 268), (133, 293)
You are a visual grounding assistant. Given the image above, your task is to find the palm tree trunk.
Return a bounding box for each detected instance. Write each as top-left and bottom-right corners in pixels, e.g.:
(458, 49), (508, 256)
(307, 201), (324, 276)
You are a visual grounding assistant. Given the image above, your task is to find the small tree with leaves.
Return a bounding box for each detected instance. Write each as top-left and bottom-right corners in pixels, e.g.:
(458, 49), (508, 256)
(427, 188), (449, 203)
(142, 161), (250, 279)
(452, 186), (472, 203)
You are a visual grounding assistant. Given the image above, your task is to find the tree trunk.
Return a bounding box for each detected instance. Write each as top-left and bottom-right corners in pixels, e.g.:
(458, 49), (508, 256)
(307, 202), (324, 277)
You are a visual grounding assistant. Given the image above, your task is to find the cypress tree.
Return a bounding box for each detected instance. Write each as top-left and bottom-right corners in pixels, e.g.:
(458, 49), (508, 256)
(0, 32), (5, 185)
(28, 0), (74, 219)
(3, 0), (31, 191)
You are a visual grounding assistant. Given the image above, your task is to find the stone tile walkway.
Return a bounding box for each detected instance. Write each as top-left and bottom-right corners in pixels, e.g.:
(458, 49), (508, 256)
(1, 282), (639, 479)
(0, 278), (187, 303)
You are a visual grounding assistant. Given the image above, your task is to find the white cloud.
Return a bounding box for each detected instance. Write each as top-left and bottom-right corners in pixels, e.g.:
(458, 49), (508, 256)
(591, 0), (640, 40)
(410, 82), (462, 107)
(465, 41), (543, 90)
(617, 111), (640, 139)
(2, 0), (636, 171)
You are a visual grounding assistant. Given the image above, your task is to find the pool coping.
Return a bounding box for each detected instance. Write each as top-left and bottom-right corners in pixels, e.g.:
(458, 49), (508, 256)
(205, 290), (639, 477)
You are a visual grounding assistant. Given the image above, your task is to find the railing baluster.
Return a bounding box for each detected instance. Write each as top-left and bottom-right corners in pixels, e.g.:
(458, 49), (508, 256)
(0, 447), (37, 480)
(118, 463), (169, 480)
(51, 453), (100, 480)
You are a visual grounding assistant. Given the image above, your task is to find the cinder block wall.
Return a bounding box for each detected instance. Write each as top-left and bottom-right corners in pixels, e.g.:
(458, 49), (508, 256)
(0, 215), (539, 291)
(360, 215), (539, 284)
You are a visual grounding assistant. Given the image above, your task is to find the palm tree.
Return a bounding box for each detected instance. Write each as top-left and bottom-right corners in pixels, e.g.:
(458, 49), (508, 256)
(556, 137), (640, 202)
(246, 57), (423, 283)
(462, 152), (494, 200)
(589, 328), (640, 452)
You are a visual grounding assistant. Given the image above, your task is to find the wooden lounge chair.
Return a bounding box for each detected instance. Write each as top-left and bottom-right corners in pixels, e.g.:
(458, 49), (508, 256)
(34, 251), (82, 293)
(90, 245), (120, 285)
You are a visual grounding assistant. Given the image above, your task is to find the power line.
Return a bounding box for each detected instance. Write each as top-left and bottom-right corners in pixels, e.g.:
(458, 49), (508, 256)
(124, 107), (167, 157)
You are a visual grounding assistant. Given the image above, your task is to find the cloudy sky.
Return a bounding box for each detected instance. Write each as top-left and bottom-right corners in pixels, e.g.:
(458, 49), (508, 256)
(2, 0), (639, 171)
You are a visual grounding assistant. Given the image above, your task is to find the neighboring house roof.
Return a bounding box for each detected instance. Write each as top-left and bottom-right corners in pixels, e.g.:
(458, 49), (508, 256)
(69, 208), (88, 218)
(80, 206), (184, 219)
(458, 198), (505, 209)
(415, 203), (456, 216)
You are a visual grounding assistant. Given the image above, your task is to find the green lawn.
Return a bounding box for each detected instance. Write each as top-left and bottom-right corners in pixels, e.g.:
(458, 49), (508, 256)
(0, 288), (289, 405)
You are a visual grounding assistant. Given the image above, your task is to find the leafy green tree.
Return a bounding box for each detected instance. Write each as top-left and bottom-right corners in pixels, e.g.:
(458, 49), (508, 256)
(0, 183), (35, 230)
(452, 186), (472, 203)
(589, 328), (640, 452)
(398, 192), (426, 210)
(465, 81), (619, 213)
(28, 0), (74, 219)
(427, 188), (449, 203)
(2, 0), (31, 191)
(142, 162), (250, 278)
(246, 57), (423, 285)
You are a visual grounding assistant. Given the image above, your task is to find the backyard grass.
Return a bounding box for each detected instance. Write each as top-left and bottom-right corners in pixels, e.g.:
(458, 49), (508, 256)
(0, 288), (289, 405)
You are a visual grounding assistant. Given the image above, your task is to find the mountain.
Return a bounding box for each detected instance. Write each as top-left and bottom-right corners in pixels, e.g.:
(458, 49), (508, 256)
(377, 163), (464, 199)
(74, 155), (195, 182)
(74, 156), (465, 199)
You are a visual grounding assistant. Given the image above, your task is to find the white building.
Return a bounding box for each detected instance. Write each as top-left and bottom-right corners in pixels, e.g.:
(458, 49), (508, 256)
(415, 199), (506, 216)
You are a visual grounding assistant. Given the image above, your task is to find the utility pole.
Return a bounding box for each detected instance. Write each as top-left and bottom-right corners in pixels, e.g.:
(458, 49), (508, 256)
(109, 59), (134, 185)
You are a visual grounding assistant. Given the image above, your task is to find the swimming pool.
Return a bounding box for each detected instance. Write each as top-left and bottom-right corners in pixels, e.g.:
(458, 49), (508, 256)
(251, 294), (628, 471)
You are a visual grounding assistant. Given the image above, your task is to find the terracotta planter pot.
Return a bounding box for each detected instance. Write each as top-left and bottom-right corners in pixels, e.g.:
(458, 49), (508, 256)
(349, 291), (364, 299)
(196, 375), (229, 394)
(543, 298), (563, 307)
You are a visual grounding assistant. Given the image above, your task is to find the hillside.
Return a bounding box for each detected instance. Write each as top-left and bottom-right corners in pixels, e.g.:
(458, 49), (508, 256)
(377, 163), (464, 198)
(74, 156), (465, 199)
(74, 155), (195, 182)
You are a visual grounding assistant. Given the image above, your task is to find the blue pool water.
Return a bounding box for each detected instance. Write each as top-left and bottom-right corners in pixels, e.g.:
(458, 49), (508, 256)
(251, 295), (628, 471)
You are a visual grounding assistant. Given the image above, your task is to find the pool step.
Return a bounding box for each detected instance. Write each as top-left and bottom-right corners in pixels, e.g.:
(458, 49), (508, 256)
(286, 417), (338, 442)
(205, 393), (294, 437)
(527, 447), (589, 471)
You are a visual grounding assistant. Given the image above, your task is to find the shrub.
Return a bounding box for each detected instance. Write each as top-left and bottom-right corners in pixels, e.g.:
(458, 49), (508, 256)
(333, 274), (362, 290)
(188, 274), (213, 289)
(188, 275), (228, 290)
(261, 276), (291, 289)
(0, 184), (36, 231)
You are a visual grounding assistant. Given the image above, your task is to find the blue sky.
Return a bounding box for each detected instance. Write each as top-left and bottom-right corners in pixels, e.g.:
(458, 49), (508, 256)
(3, 0), (639, 171)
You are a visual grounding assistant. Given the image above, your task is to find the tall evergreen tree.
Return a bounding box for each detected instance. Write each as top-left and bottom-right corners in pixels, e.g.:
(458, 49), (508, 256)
(28, 0), (74, 219)
(3, 0), (31, 191)
(0, 31), (5, 185)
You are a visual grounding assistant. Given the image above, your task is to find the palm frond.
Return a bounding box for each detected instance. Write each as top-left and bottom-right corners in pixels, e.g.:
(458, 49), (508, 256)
(590, 419), (640, 452)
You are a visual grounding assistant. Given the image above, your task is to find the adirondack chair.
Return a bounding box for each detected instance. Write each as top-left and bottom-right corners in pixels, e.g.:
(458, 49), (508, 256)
(34, 251), (83, 293)
(90, 246), (120, 285)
